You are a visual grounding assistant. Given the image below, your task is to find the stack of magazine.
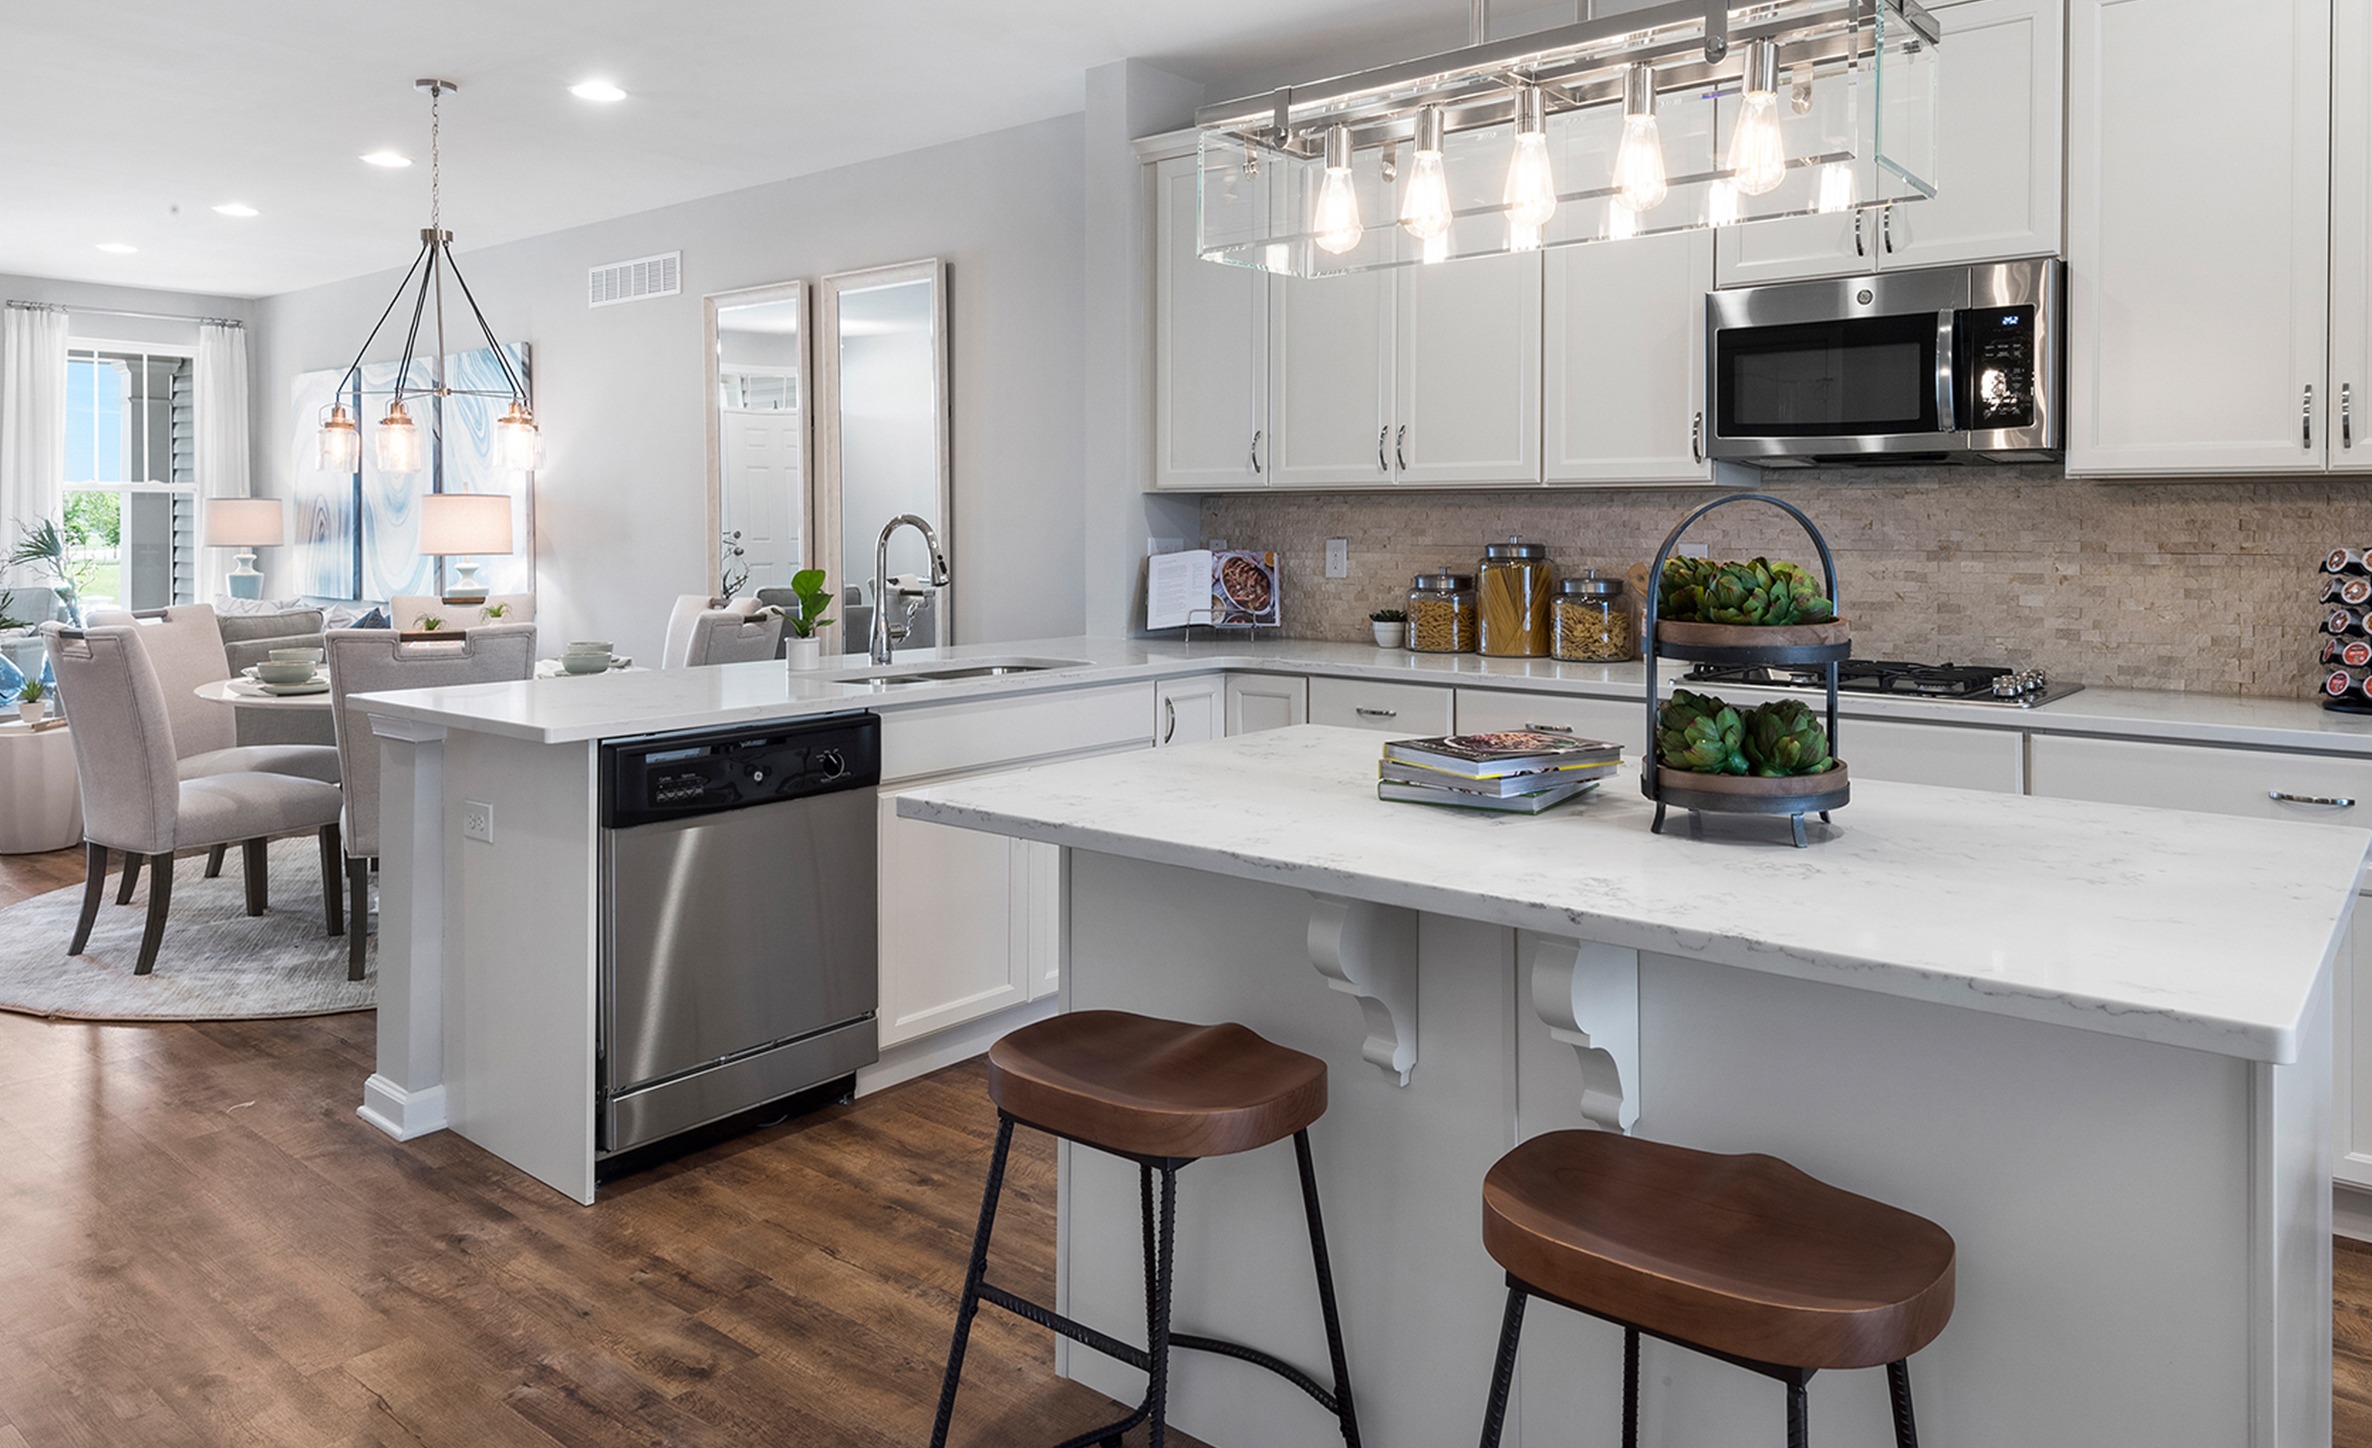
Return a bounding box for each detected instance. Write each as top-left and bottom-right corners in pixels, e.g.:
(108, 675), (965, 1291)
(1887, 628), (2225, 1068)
(1377, 731), (1623, 814)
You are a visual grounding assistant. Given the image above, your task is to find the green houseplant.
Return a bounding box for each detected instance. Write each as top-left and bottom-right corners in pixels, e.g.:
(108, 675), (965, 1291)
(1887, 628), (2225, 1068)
(16, 677), (47, 725)
(8, 519), (84, 627)
(1369, 607), (1407, 650)
(777, 568), (834, 671)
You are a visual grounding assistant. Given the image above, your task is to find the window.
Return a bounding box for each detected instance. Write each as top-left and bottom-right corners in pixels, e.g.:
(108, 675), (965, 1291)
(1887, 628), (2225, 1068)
(62, 345), (196, 610)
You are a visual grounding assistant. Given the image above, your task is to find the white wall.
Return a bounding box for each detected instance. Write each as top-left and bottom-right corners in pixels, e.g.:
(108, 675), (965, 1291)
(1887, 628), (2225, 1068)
(251, 114), (1086, 663)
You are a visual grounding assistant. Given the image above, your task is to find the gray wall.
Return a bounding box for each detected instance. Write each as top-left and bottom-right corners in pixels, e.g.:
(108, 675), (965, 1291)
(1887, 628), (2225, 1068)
(251, 114), (1087, 662)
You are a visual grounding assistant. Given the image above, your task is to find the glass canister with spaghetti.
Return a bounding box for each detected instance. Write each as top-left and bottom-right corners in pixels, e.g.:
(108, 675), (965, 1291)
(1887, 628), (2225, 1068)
(1477, 538), (1553, 657)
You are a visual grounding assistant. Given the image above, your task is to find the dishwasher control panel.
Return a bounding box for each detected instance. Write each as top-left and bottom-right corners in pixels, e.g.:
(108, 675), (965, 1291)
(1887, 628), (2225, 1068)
(603, 713), (880, 829)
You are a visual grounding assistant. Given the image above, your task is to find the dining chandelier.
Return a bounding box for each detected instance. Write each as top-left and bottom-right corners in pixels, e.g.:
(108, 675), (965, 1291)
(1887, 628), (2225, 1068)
(316, 80), (541, 476)
(1195, 0), (1940, 277)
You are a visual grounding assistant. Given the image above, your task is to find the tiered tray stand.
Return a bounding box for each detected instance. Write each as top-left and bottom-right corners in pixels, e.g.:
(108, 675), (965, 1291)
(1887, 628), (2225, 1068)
(1642, 494), (1851, 848)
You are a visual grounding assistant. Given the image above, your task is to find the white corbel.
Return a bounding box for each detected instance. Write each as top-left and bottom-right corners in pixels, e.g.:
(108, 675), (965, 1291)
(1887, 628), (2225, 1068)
(1523, 933), (1641, 1133)
(1307, 893), (1419, 1086)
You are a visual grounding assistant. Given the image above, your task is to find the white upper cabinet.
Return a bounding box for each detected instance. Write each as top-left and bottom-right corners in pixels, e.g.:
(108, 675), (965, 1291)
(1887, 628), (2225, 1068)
(1392, 251), (1543, 485)
(1267, 268), (1396, 486)
(2330, 0), (2372, 472)
(1154, 154), (1269, 490)
(1716, 0), (2066, 286)
(1544, 228), (1715, 485)
(2066, 0), (2332, 475)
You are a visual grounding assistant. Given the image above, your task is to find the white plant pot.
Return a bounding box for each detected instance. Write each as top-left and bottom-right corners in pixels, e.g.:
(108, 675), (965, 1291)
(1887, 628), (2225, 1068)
(16, 700), (45, 725)
(785, 635), (824, 671)
(1371, 622), (1407, 649)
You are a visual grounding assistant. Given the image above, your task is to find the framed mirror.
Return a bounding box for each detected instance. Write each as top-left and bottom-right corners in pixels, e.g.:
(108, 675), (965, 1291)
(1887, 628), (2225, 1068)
(817, 258), (952, 649)
(704, 280), (810, 598)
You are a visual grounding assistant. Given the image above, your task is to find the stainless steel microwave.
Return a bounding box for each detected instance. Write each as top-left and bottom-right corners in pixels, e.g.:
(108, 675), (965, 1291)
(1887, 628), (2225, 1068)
(1706, 257), (2064, 465)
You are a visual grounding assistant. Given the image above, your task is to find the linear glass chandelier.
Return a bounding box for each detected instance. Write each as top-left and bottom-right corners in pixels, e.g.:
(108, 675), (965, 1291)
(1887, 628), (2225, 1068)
(316, 80), (541, 476)
(1196, 0), (1940, 277)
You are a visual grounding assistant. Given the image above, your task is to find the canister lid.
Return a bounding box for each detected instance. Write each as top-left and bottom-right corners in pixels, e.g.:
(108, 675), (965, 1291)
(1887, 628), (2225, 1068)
(1412, 568), (1473, 591)
(1558, 569), (1624, 597)
(1483, 535), (1548, 561)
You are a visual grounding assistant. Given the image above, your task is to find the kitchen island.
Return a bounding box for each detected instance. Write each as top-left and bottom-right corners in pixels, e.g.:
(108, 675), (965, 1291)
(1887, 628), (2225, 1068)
(897, 724), (2370, 1448)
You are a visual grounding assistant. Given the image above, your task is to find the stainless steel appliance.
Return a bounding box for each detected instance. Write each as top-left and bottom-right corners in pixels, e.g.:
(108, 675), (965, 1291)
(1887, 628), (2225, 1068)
(598, 713), (881, 1157)
(1707, 257), (2064, 465)
(1684, 658), (2082, 709)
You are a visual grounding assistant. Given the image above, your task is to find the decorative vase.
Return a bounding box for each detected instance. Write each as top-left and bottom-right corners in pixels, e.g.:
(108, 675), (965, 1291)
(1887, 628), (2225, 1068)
(1371, 621), (1406, 649)
(17, 699), (45, 725)
(785, 635), (824, 671)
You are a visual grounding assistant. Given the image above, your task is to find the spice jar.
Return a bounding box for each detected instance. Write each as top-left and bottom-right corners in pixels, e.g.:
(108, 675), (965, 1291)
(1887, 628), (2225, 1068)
(1477, 538), (1553, 657)
(1552, 571), (1637, 662)
(1405, 570), (1477, 653)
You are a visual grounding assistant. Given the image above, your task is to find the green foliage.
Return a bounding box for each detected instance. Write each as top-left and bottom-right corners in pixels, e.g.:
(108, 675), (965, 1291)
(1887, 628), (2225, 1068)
(1369, 608), (1406, 623)
(418, 616), (445, 631)
(778, 568), (834, 639)
(62, 491), (120, 550)
(0, 591), (25, 633)
(1741, 698), (1834, 777)
(1656, 689), (1749, 775)
(481, 602), (509, 619)
(1658, 556), (1833, 627)
(17, 678), (42, 704)
(8, 519), (84, 625)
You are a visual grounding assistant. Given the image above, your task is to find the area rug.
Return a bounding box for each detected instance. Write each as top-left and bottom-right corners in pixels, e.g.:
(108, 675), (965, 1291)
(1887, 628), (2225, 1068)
(0, 837), (374, 1021)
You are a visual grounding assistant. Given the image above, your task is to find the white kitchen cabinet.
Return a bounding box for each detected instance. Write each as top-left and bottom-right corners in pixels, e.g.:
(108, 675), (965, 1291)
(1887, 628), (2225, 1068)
(1545, 229), (1715, 485)
(1716, 0), (2066, 286)
(1019, 840), (1062, 1002)
(1835, 717), (2025, 792)
(2329, 0), (2372, 472)
(1392, 252), (1542, 485)
(1154, 154), (1269, 490)
(1308, 676), (1455, 734)
(1225, 674), (1308, 735)
(1155, 675), (1225, 746)
(1267, 269), (1395, 486)
(2066, 0), (2332, 475)
(877, 791), (1030, 1045)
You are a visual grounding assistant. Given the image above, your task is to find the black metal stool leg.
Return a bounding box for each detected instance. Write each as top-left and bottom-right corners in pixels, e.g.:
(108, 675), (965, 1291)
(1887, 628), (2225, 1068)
(1146, 1162), (1179, 1448)
(1786, 1379), (1808, 1448)
(1478, 1284), (1527, 1447)
(929, 1114), (1015, 1448)
(1622, 1326), (1640, 1448)
(1885, 1360), (1918, 1448)
(1293, 1129), (1363, 1447)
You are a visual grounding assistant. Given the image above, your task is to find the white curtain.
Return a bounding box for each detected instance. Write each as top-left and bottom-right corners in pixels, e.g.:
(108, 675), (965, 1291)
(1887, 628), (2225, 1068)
(0, 303), (69, 595)
(193, 321), (253, 602)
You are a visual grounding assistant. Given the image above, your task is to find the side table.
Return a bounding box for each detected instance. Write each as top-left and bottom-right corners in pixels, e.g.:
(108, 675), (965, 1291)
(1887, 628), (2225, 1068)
(0, 719), (82, 854)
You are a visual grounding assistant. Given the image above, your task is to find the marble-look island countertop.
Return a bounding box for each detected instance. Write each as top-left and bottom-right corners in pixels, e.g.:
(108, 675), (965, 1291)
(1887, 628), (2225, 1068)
(897, 725), (2372, 1064)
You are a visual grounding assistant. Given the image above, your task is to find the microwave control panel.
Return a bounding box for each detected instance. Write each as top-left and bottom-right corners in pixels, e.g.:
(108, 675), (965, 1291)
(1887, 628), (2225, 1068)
(1960, 306), (2037, 431)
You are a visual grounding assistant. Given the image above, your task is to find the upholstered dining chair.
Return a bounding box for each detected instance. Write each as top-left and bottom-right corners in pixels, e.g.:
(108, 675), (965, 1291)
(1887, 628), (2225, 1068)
(83, 604), (343, 899)
(41, 624), (346, 977)
(681, 609), (784, 667)
(660, 593), (765, 668)
(323, 624), (536, 980)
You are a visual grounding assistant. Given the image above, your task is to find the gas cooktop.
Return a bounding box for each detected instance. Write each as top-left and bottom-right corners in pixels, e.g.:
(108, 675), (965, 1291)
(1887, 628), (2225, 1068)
(1682, 659), (2083, 709)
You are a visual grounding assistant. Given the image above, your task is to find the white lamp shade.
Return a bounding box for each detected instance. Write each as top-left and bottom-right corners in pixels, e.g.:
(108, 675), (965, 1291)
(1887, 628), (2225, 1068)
(417, 492), (515, 557)
(202, 497), (285, 549)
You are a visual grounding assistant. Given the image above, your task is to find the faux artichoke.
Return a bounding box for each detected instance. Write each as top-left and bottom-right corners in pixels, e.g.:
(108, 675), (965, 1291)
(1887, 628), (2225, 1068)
(1657, 556), (1716, 622)
(1657, 555), (1833, 626)
(1655, 689), (1750, 775)
(1741, 699), (1835, 777)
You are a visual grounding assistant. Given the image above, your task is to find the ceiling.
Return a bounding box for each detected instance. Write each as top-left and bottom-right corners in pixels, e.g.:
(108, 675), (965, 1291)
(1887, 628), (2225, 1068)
(0, 0), (1497, 300)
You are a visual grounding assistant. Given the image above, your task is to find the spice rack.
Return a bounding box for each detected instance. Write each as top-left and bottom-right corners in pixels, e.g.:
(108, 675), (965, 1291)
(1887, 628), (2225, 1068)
(2322, 548), (2372, 714)
(1642, 493), (1850, 849)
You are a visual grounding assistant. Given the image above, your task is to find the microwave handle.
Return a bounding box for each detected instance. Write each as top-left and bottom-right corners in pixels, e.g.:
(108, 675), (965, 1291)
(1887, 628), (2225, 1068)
(1935, 309), (1959, 433)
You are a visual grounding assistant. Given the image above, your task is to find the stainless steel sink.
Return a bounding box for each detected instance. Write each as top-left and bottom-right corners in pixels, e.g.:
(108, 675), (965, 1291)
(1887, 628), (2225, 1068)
(822, 657), (1090, 689)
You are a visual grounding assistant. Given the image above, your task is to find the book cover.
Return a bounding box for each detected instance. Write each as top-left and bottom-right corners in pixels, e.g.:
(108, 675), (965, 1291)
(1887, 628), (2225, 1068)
(1383, 730), (1621, 778)
(1377, 777), (1599, 813)
(1380, 759), (1617, 797)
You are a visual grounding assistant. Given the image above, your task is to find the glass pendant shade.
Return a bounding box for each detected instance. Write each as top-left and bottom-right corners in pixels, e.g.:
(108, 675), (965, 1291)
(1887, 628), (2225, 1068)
(1503, 88), (1559, 242)
(375, 398), (423, 475)
(1313, 125), (1365, 256)
(1728, 40), (1789, 197)
(1613, 66), (1669, 213)
(494, 399), (543, 471)
(317, 403), (360, 473)
(1399, 109), (1454, 245)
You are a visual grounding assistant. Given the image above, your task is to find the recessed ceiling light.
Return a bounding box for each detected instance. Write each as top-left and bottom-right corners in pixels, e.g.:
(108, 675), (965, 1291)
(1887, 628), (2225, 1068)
(360, 151), (412, 168)
(569, 79), (627, 103)
(96, 242), (138, 254)
(213, 202), (259, 218)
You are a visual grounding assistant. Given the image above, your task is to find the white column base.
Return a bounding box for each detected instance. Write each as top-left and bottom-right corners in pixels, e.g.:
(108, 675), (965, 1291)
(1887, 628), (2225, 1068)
(358, 1074), (448, 1141)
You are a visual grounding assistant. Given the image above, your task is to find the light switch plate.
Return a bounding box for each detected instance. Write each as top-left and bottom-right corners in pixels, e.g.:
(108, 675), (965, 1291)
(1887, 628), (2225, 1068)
(1678, 543), (1710, 559)
(1324, 538), (1349, 578)
(462, 800), (494, 845)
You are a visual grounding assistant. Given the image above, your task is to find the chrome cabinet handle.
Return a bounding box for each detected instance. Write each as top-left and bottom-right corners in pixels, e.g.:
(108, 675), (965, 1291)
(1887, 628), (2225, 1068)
(2306, 384), (2316, 449)
(1378, 425), (1390, 473)
(1250, 428), (1263, 474)
(1396, 424), (1408, 472)
(1163, 697), (1176, 744)
(1881, 204), (1895, 254)
(1853, 211), (1865, 257)
(1934, 309), (1957, 433)
(1354, 706), (1399, 719)
(2270, 790), (2355, 808)
(1691, 410), (1705, 464)
(2347, 385), (2355, 450)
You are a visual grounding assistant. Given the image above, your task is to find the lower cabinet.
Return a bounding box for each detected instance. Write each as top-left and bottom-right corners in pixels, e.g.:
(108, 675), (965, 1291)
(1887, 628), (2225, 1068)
(1308, 676), (1455, 734)
(1225, 674), (1308, 734)
(1455, 687), (1648, 758)
(1155, 675), (1224, 746)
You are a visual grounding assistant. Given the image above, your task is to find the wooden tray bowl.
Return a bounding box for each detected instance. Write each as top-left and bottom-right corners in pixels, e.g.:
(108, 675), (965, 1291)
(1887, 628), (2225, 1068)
(1654, 618), (1851, 665)
(1647, 760), (1851, 816)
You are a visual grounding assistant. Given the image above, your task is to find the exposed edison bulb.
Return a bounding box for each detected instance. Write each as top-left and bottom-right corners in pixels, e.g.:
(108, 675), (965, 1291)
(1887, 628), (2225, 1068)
(1313, 124), (1364, 256)
(316, 403), (360, 473)
(1612, 66), (1668, 213)
(1399, 109), (1454, 246)
(1816, 161), (1856, 215)
(374, 398), (422, 476)
(1503, 88), (1557, 252)
(1728, 40), (1788, 197)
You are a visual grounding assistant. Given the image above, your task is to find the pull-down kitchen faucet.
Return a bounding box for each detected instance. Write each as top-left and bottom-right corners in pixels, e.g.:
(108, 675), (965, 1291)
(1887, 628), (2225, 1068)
(869, 513), (952, 665)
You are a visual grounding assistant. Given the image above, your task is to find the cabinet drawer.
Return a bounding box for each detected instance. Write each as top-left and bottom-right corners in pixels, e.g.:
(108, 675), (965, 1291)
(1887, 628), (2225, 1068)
(1843, 718), (2025, 794)
(882, 683), (1154, 783)
(2027, 734), (2372, 827)
(1455, 688), (1645, 758)
(1308, 676), (1454, 734)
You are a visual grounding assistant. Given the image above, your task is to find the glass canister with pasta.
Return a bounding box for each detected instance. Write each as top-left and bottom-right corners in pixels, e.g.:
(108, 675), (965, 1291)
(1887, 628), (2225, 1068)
(1477, 538), (1553, 657)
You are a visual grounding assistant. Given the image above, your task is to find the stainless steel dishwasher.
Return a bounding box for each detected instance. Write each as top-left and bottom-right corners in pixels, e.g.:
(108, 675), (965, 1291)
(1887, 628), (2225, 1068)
(598, 712), (880, 1157)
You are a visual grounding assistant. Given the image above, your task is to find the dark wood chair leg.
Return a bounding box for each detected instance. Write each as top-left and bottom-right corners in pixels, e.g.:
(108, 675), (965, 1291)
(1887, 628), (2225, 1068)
(134, 852), (174, 976)
(70, 843), (109, 954)
(242, 838), (268, 916)
(348, 858), (371, 981)
(115, 851), (141, 905)
(204, 844), (227, 879)
(319, 824), (344, 937)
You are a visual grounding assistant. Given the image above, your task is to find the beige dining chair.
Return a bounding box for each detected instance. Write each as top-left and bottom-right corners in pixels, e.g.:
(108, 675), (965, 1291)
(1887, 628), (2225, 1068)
(323, 624), (536, 980)
(660, 593), (765, 668)
(681, 609), (784, 667)
(42, 624), (346, 976)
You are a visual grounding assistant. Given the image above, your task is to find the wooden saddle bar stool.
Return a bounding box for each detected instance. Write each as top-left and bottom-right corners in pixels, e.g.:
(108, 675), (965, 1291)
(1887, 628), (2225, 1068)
(931, 1009), (1362, 1448)
(1477, 1131), (1955, 1448)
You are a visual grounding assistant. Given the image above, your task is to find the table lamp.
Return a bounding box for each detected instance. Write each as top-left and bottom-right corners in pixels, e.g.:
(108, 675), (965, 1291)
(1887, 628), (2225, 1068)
(203, 498), (285, 601)
(417, 492), (515, 604)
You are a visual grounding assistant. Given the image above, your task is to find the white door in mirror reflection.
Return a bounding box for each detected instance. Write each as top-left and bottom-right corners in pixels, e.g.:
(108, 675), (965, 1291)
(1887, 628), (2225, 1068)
(721, 404), (803, 589)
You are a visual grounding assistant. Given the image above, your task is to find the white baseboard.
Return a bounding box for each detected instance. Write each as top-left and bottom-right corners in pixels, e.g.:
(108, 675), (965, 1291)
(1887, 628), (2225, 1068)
(358, 1075), (447, 1141)
(856, 998), (1061, 1098)
(2339, 1182), (2372, 1244)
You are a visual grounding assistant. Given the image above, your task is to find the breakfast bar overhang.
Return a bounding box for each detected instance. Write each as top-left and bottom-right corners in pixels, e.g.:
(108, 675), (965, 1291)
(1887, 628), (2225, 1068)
(897, 724), (2372, 1448)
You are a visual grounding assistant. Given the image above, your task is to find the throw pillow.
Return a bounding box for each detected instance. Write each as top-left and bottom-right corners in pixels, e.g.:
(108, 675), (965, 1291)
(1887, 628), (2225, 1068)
(352, 607), (391, 630)
(212, 594), (306, 616)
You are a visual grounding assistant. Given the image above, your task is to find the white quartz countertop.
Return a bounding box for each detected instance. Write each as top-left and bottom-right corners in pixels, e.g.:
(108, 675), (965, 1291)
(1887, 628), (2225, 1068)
(897, 725), (2372, 1064)
(351, 633), (2372, 757)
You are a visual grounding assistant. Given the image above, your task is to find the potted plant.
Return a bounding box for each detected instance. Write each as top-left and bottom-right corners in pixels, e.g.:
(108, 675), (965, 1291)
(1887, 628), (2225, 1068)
(1369, 608), (1407, 649)
(17, 678), (46, 726)
(776, 568), (835, 670)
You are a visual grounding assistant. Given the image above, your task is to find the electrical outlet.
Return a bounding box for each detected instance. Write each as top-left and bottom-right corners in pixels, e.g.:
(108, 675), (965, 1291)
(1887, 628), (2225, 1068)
(1324, 538), (1349, 578)
(461, 800), (494, 845)
(1206, 537), (1227, 551)
(1147, 536), (1183, 556)
(1678, 543), (1711, 559)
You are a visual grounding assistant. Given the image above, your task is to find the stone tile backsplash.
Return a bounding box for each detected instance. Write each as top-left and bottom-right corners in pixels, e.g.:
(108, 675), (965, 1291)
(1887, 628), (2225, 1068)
(1200, 465), (2364, 698)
